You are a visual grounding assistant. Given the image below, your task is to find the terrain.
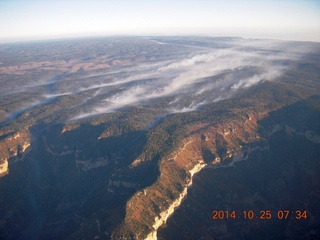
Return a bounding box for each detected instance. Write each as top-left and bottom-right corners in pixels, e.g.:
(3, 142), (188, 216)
(0, 36), (319, 240)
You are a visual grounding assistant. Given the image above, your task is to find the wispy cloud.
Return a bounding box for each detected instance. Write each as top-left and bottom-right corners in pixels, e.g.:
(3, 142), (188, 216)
(3, 38), (314, 124)
(69, 40), (307, 120)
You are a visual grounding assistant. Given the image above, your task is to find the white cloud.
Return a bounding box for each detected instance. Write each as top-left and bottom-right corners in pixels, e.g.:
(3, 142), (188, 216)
(70, 39), (305, 120)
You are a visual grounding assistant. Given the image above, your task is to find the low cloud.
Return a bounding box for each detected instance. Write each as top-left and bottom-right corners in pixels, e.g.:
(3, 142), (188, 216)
(70, 39), (307, 120)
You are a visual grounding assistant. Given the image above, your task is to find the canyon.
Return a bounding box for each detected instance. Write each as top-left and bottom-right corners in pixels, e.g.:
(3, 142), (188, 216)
(0, 36), (319, 239)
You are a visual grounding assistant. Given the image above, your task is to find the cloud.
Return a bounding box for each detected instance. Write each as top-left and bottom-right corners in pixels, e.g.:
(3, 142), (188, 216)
(230, 68), (283, 90)
(3, 96), (58, 124)
(43, 92), (73, 98)
(70, 39), (306, 120)
(168, 100), (207, 113)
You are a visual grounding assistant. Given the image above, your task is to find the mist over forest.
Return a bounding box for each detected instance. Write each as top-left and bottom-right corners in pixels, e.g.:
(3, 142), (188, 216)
(1, 37), (318, 123)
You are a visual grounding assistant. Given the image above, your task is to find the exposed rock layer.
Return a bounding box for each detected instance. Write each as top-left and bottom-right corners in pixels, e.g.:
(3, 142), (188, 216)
(0, 129), (30, 176)
(114, 110), (266, 239)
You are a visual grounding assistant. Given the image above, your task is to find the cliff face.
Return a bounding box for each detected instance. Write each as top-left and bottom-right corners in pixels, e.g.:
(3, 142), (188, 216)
(113, 93), (320, 239)
(0, 88), (318, 240)
(157, 98), (320, 240)
(0, 129), (30, 176)
(114, 110), (268, 239)
(0, 160), (8, 176)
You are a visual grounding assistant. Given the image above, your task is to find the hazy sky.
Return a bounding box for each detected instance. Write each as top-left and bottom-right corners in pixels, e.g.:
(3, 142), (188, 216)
(0, 0), (319, 43)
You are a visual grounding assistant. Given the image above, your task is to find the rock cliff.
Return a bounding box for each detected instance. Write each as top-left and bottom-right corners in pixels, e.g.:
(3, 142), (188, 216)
(0, 129), (30, 176)
(113, 110), (268, 239)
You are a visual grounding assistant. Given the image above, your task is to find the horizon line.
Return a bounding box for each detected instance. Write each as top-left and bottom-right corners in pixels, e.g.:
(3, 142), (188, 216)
(1, 34), (319, 45)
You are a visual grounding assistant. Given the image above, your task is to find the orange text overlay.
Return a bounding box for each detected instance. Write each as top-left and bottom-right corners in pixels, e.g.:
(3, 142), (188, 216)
(212, 210), (307, 220)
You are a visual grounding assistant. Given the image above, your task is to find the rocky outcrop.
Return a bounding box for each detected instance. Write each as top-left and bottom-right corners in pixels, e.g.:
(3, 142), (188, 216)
(0, 160), (8, 176)
(285, 125), (320, 143)
(265, 123), (320, 144)
(60, 123), (80, 134)
(0, 129), (31, 176)
(76, 157), (108, 171)
(114, 111), (266, 239)
(145, 161), (206, 240)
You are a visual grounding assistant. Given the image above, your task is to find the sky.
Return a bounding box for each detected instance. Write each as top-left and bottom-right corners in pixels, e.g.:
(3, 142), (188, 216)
(0, 0), (319, 43)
